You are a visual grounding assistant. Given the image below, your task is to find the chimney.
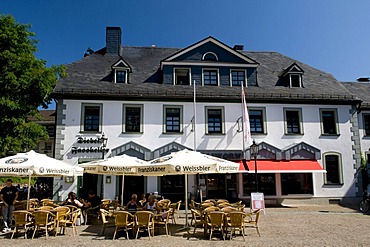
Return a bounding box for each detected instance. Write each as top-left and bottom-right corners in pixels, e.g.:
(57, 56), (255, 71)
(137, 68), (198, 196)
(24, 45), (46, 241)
(106, 27), (122, 54)
(233, 44), (244, 51)
(357, 77), (370, 82)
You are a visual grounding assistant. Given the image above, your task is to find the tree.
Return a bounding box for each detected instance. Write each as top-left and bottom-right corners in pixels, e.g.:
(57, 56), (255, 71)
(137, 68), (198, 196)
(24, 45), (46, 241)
(0, 14), (65, 157)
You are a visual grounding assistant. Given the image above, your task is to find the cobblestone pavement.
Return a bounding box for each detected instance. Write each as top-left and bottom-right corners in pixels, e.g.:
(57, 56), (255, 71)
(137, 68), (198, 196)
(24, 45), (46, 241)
(1, 204), (369, 247)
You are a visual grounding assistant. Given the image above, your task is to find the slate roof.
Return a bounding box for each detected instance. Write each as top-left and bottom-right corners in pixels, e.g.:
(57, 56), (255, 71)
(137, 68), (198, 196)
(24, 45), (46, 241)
(28, 110), (56, 123)
(341, 82), (370, 109)
(53, 44), (359, 104)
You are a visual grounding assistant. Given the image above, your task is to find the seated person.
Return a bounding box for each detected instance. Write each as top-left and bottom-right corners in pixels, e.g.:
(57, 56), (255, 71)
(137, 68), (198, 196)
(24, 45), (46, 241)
(83, 190), (101, 211)
(139, 193), (147, 207)
(125, 194), (140, 211)
(143, 195), (157, 211)
(64, 192), (84, 208)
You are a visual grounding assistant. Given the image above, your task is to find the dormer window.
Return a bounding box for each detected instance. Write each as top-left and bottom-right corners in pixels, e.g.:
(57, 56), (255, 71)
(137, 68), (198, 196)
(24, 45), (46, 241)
(174, 68), (191, 85)
(290, 74), (302, 88)
(202, 52), (218, 61)
(115, 70), (127, 83)
(282, 62), (304, 88)
(112, 59), (131, 84)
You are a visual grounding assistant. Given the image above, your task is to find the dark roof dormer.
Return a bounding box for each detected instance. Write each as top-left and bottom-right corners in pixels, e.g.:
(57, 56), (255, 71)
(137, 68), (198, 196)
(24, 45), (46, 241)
(111, 58), (131, 84)
(160, 36), (259, 69)
(281, 62), (305, 88)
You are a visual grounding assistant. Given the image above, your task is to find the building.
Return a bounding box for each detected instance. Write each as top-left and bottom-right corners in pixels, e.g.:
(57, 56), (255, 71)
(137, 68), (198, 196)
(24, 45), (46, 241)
(28, 110), (56, 158)
(342, 81), (370, 193)
(52, 27), (362, 205)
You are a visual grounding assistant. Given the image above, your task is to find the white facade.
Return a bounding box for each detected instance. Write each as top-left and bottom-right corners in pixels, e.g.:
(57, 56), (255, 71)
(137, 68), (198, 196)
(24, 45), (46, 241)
(56, 99), (357, 203)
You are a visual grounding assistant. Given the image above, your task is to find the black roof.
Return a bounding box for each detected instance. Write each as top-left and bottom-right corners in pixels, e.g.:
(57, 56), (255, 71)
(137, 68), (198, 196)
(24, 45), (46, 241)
(53, 45), (359, 104)
(341, 82), (370, 109)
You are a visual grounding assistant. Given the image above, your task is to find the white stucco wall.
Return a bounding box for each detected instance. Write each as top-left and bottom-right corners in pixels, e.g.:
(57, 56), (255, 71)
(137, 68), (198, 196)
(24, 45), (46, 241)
(56, 99), (357, 201)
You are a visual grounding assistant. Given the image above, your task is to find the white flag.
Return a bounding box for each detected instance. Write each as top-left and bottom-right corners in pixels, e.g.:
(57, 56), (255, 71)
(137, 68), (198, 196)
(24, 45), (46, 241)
(242, 85), (252, 146)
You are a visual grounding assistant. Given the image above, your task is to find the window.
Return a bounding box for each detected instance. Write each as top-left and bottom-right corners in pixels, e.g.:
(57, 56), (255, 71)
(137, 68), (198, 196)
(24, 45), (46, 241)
(284, 109), (303, 134)
(115, 70), (127, 83)
(203, 69), (219, 86)
(206, 107), (224, 134)
(202, 52), (218, 61)
(290, 74), (302, 88)
(320, 109), (339, 135)
(174, 68), (190, 85)
(323, 153), (343, 184)
(81, 104), (102, 132)
(164, 106), (182, 133)
(44, 142), (52, 151)
(249, 109), (266, 134)
(46, 125), (55, 137)
(281, 173), (313, 195)
(231, 70), (246, 86)
(123, 105), (143, 133)
(363, 114), (370, 136)
(243, 173), (276, 196)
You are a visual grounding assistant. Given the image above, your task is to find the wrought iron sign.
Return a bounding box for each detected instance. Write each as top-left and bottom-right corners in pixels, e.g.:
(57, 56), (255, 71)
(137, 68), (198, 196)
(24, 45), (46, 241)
(71, 136), (109, 155)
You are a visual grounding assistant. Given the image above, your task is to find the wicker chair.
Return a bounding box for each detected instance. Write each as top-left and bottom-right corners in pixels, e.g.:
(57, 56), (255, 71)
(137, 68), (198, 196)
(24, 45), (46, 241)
(244, 209), (261, 236)
(226, 211), (246, 240)
(58, 208), (81, 236)
(112, 211), (134, 240)
(169, 200), (182, 224)
(190, 209), (205, 236)
(11, 210), (32, 239)
(53, 206), (70, 236)
(31, 210), (55, 239)
(99, 208), (113, 236)
(134, 211), (154, 239)
(154, 208), (172, 236)
(207, 211), (226, 240)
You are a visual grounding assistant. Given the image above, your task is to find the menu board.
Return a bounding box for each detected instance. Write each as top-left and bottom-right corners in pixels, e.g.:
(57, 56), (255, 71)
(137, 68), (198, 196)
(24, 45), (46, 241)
(251, 192), (265, 213)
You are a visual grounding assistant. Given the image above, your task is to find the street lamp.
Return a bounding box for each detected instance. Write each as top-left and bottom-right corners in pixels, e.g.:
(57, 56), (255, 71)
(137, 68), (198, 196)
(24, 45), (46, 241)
(250, 140), (259, 192)
(101, 132), (108, 159)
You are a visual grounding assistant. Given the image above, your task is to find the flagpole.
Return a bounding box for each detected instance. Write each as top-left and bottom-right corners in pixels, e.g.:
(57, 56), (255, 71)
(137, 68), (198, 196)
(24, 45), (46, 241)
(241, 82), (246, 160)
(193, 79), (197, 151)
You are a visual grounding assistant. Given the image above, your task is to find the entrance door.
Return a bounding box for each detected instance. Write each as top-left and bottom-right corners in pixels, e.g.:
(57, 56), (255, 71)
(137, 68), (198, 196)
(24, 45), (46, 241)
(118, 176), (145, 205)
(205, 174), (226, 199)
(79, 173), (99, 199)
(160, 175), (185, 203)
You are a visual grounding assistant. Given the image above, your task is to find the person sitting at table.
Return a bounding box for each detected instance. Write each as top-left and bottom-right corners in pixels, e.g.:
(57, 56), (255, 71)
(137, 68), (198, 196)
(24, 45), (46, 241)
(65, 192), (84, 208)
(139, 193), (147, 207)
(83, 190), (101, 211)
(144, 195), (157, 211)
(125, 194), (140, 211)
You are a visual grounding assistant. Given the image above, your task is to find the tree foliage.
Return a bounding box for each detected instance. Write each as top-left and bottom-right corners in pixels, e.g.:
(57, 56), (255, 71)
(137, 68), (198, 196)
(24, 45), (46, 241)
(0, 14), (65, 157)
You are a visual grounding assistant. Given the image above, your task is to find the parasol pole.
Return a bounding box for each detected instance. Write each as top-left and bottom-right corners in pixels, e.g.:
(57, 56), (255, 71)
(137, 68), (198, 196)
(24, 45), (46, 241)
(26, 173), (31, 210)
(121, 174), (125, 206)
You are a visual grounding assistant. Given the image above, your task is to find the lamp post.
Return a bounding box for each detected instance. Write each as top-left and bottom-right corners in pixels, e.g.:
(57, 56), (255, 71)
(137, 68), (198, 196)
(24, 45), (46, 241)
(250, 140), (259, 192)
(101, 132), (108, 159)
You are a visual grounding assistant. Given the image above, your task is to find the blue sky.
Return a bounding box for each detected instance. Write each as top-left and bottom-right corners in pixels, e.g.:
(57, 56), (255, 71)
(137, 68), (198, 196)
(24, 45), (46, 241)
(1, 0), (370, 108)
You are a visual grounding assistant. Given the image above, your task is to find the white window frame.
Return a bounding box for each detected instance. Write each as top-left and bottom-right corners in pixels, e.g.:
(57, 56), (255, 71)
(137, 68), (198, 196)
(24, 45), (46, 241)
(323, 152), (344, 185)
(230, 69), (247, 87)
(122, 104), (143, 133)
(362, 114), (370, 137)
(284, 108), (304, 135)
(163, 105), (183, 133)
(320, 108), (339, 135)
(80, 103), (103, 133)
(289, 74), (302, 88)
(114, 69), (129, 83)
(202, 52), (218, 61)
(248, 107), (267, 134)
(173, 68), (191, 85)
(205, 106), (225, 134)
(202, 68), (220, 86)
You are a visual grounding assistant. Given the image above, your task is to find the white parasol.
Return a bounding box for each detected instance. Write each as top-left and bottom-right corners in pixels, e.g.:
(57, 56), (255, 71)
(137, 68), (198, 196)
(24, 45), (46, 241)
(0, 150), (83, 208)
